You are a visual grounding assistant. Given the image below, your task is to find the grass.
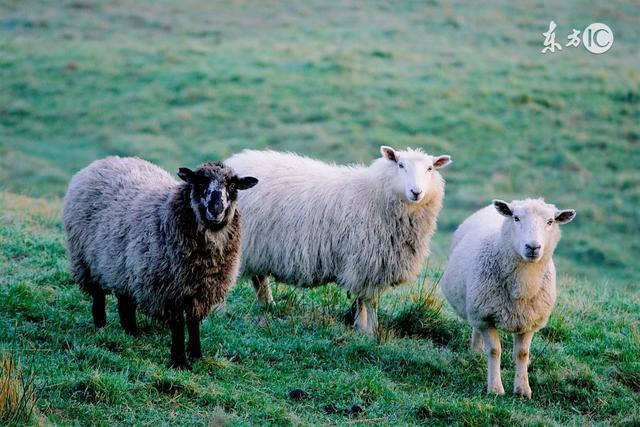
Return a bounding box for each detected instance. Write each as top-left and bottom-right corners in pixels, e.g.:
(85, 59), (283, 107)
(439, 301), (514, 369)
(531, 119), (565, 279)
(0, 348), (39, 425)
(0, 0), (639, 424)
(1, 193), (639, 425)
(1, 0), (639, 285)
(384, 275), (462, 347)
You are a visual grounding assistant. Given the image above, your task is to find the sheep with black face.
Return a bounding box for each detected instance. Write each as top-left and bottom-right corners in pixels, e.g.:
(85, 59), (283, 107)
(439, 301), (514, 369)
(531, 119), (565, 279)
(63, 156), (257, 368)
(440, 198), (576, 398)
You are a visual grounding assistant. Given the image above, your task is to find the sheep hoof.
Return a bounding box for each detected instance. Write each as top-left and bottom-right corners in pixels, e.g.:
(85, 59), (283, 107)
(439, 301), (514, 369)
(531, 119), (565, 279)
(470, 342), (484, 354)
(124, 327), (140, 337)
(514, 386), (532, 399)
(93, 317), (106, 329)
(358, 326), (375, 336)
(487, 385), (505, 395)
(353, 317), (375, 335)
(188, 350), (203, 360)
(170, 359), (191, 370)
(260, 300), (276, 311)
(170, 363), (191, 371)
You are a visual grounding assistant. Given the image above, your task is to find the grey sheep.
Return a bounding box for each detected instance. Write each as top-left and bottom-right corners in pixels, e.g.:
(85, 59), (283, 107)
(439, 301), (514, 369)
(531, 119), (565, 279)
(225, 146), (451, 334)
(63, 156), (257, 368)
(440, 198), (575, 397)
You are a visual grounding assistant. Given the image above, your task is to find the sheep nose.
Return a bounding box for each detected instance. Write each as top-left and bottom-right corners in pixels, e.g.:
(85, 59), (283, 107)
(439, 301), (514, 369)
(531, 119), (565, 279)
(525, 243), (541, 251)
(524, 242), (541, 259)
(410, 189), (422, 197)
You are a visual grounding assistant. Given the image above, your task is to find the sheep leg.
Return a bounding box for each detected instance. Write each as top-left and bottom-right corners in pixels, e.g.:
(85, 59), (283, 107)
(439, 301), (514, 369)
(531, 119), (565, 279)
(251, 275), (274, 305)
(72, 258), (105, 329)
(366, 296), (379, 334)
(168, 312), (189, 369)
(353, 298), (369, 333)
(481, 327), (505, 395)
(117, 295), (138, 336)
(186, 314), (203, 360)
(471, 328), (484, 353)
(91, 290), (107, 329)
(354, 297), (378, 335)
(513, 331), (534, 398)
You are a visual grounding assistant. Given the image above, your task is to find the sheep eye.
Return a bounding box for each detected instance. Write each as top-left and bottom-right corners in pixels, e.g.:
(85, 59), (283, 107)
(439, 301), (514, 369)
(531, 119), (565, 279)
(427, 167), (433, 172)
(547, 219), (554, 225)
(398, 163), (404, 169)
(514, 216), (520, 222)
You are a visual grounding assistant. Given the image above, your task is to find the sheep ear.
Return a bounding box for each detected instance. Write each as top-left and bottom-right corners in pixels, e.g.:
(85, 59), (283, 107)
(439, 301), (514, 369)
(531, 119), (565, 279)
(555, 209), (576, 224)
(493, 199), (513, 217)
(432, 155), (452, 169)
(234, 176), (258, 190)
(177, 167), (195, 183)
(380, 146), (397, 162)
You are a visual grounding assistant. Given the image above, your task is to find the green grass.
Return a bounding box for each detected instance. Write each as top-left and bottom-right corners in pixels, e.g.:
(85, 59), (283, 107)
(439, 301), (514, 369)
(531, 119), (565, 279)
(1, 193), (639, 425)
(1, 0), (639, 284)
(0, 0), (639, 424)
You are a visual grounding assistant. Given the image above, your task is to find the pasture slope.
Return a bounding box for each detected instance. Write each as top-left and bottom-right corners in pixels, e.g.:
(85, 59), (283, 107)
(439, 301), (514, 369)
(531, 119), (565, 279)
(1, 0), (638, 425)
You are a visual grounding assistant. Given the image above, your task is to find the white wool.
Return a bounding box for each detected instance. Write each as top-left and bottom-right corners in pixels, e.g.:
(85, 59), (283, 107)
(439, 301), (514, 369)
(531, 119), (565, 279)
(225, 147), (451, 332)
(441, 198), (571, 332)
(440, 197), (575, 397)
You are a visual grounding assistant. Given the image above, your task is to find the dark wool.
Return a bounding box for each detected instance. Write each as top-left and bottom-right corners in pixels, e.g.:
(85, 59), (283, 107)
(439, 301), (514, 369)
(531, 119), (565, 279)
(63, 156), (246, 367)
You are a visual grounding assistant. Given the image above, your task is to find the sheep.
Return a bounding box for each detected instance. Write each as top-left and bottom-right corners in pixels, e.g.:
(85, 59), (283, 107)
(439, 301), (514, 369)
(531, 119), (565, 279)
(225, 146), (452, 334)
(62, 156), (258, 368)
(439, 198), (576, 398)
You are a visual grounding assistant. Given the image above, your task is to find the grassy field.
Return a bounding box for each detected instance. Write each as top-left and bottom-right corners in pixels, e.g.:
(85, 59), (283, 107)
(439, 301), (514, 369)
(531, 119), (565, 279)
(1, 0), (639, 425)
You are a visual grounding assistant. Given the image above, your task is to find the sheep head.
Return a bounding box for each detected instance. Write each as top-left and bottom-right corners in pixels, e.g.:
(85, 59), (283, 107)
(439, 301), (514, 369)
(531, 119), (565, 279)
(178, 162), (258, 231)
(380, 146), (451, 204)
(493, 198), (575, 262)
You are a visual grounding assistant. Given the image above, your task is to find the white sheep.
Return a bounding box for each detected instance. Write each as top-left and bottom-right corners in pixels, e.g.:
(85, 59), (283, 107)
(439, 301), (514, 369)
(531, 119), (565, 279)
(440, 198), (576, 398)
(226, 146), (452, 334)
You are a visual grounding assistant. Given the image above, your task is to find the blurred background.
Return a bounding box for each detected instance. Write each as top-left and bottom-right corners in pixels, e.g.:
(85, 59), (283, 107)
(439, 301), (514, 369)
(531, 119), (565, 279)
(1, 0), (638, 286)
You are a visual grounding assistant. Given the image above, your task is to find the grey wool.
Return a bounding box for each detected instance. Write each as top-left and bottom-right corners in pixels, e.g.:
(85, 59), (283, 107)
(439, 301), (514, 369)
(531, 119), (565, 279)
(63, 156), (258, 368)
